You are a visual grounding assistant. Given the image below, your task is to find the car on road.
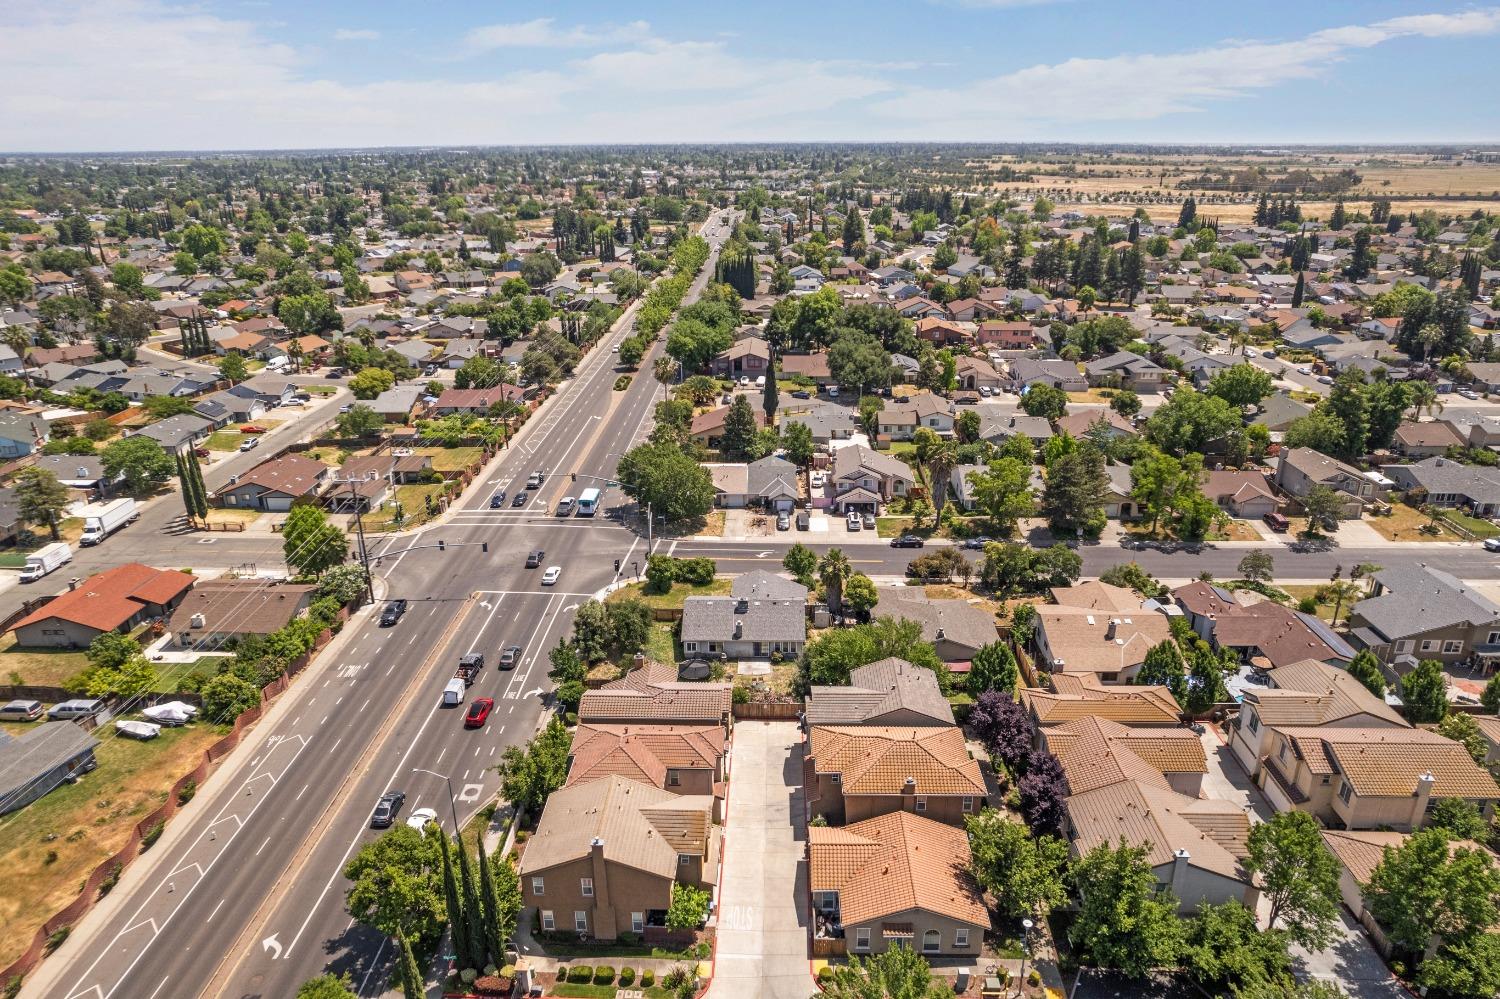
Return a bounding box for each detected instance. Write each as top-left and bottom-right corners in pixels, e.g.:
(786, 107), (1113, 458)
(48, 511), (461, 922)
(325, 367), (345, 378)
(490, 490), (506, 508)
(464, 697), (495, 728)
(238, 437), (259, 452)
(370, 790), (406, 828)
(963, 536), (993, 550)
(499, 645), (522, 670)
(1297, 366), (1312, 375)
(339, 404), (352, 413)
(526, 549), (545, 568)
(890, 534), (925, 548)
(790, 390), (811, 399)
(1263, 350), (1277, 359)
(455, 652), (484, 685)
(1316, 375), (1334, 385)
(526, 471), (544, 488)
(1485, 537), (1500, 552)
(556, 496), (575, 516)
(405, 806), (438, 831)
(846, 511), (862, 531)
(541, 566), (562, 586)
(511, 491), (528, 507)
(379, 599), (408, 626)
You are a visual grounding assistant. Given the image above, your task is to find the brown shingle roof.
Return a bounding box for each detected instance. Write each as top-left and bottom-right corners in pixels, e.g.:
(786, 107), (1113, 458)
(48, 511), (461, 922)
(11, 563), (195, 635)
(807, 726), (985, 797)
(808, 811), (988, 928)
(165, 579), (314, 637)
(805, 658), (954, 727)
(578, 660), (731, 726)
(232, 454), (328, 498)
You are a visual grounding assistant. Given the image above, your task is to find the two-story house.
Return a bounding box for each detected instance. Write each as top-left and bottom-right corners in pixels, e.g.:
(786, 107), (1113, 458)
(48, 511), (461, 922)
(876, 394), (954, 441)
(1274, 447), (1375, 519)
(830, 444), (914, 515)
(804, 725), (985, 827)
(1347, 565), (1500, 669)
(566, 723), (728, 820)
(708, 339), (771, 378)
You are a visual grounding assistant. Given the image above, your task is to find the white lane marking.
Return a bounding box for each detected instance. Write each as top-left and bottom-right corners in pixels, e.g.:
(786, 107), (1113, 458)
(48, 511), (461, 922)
(295, 783), (309, 802)
(255, 836), (271, 857)
(205, 898), (227, 924)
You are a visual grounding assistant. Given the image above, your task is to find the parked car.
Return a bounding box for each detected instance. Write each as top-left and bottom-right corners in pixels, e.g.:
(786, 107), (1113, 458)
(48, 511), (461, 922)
(862, 511), (876, 529)
(738, 376), (750, 387)
(193, 447), (210, 458)
(406, 807), (438, 831)
(464, 697), (494, 728)
(525, 549), (545, 568)
(541, 566), (562, 585)
(499, 645), (522, 670)
(796, 510), (810, 530)
(325, 367), (345, 378)
(846, 511), (862, 532)
(1263, 350), (1277, 359)
(1484, 537), (1500, 552)
(890, 534), (925, 548)
(776, 511), (790, 531)
(338, 404), (352, 413)
(827, 386), (840, 398)
(0, 699), (44, 722)
(810, 471), (826, 488)
(370, 790), (406, 828)
(1263, 511), (1290, 532)
(380, 599), (409, 626)
(238, 437), (259, 452)
(490, 491), (506, 508)
(791, 390), (811, 399)
(1316, 375), (1334, 385)
(240, 425), (267, 434)
(1458, 388), (1480, 400)
(962, 536), (993, 550)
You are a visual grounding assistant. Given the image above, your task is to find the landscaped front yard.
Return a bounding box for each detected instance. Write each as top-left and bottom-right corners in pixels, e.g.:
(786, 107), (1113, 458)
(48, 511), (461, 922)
(0, 722), (229, 970)
(1365, 504), (1463, 542)
(362, 482), (456, 532)
(412, 445), (483, 472)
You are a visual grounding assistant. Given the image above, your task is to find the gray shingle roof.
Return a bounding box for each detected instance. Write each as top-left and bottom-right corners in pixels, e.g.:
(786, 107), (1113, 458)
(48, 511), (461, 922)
(1356, 566), (1500, 642)
(680, 595), (806, 645)
(0, 722), (98, 813)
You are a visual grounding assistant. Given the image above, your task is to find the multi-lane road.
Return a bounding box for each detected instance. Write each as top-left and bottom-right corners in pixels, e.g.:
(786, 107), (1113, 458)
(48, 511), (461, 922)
(29, 212), (738, 999)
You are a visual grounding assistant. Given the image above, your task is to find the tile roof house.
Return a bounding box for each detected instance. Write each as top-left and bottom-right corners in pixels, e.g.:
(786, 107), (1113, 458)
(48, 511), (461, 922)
(805, 658), (954, 728)
(216, 454), (329, 512)
(1229, 658), (1408, 777)
(809, 811), (988, 958)
(873, 589), (999, 664)
(1384, 456), (1500, 517)
(1274, 448), (1375, 518)
(165, 578), (316, 649)
(1255, 726), (1497, 832)
(518, 775), (718, 941)
(11, 563), (196, 648)
(0, 722), (99, 816)
(1347, 565), (1500, 668)
(804, 725), (985, 828)
(1020, 673), (1183, 727)
(566, 723), (728, 818)
(1035, 587), (1173, 684)
(578, 660), (732, 732)
(1044, 714), (1208, 798)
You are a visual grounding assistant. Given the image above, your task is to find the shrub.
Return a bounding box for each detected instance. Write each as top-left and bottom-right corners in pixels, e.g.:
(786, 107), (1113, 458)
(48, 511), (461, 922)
(567, 965), (594, 983)
(619, 968), (636, 987)
(97, 862), (123, 898)
(1297, 596), (1318, 614)
(663, 965), (692, 989)
(177, 778), (197, 805)
(818, 966), (835, 984)
(44, 927), (70, 953)
(732, 685), (749, 705)
(140, 821), (165, 851)
(614, 374), (632, 390)
(44, 850), (58, 865)
(641, 970), (656, 987)
(593, 966), (615, 985)
(459, 968), (478, 985)
(675, 557), (716, 586)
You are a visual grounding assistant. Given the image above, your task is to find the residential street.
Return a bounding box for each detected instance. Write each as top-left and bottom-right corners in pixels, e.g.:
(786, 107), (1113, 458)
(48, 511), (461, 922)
(705, 722), (814, 999)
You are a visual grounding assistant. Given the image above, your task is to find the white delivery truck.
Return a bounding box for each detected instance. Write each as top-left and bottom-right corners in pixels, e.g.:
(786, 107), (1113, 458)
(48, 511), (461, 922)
(19, 542), (71, 583)
(79, 498), (139, 546)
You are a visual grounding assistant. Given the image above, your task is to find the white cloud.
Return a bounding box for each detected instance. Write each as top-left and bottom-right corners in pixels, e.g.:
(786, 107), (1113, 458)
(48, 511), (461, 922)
(333, 28), (379, 41)
(462, 17), (652, 51)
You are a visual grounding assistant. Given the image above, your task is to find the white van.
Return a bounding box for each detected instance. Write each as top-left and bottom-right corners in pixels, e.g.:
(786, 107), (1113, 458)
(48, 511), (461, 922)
(442, 678), (465, 707)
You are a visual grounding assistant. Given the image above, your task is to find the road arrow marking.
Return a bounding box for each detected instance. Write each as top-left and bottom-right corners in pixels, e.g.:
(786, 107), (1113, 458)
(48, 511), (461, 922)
(563, 603), (580, 612)
(479, 600), (492, 609)
(524, 688), (544, 699)
(756, 551), (772, 558)
(262, 934), (283, 960)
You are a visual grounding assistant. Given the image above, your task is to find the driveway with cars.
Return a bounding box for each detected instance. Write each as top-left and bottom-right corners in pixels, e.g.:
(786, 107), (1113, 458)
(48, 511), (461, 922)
(706, 721), (814, 999)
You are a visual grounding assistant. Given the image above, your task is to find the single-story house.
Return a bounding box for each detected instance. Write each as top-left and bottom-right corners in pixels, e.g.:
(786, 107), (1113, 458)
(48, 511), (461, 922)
(166, 578), (316, 649)
(0, 723), (100, 816)
(217, 455), (329, 512)
(10, 563), (196, 648)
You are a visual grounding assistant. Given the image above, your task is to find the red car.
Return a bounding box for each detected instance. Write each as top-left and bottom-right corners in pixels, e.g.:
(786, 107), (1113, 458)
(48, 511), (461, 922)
(464, 697), (494, 728)
(239, 425), (267, 434)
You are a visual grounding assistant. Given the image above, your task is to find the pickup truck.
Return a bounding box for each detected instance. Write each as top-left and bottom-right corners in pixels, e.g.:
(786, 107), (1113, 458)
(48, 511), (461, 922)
(454, 652), (485, 686)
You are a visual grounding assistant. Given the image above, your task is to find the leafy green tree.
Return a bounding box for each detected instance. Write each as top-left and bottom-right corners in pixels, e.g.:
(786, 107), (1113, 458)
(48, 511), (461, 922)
(1144, 388), (1241, 456)
(101, 436), (174, 494)
(617, 440), (717, 524)
(200, 673), (262, 722)
(1069, 840), (1184, 977)
(827, 333), (893, 394)
(1346, 649), (1386, 698)
(1181, 901), (1292, 995)
(1481, 672), (1500, 713)
(719, 395), (759, 460)
(968, 641), (1018, 695)
(1110, 390), (1141, 418)
(1021, 383), (1068, 420)
(782, 420), (814, 466)
(217, 352), (249, 384)
(818, 547), (852, 616)
(350, 367), (396, 400)
(495, 719), (571, 813)
(1238, 550), (1275, 583)
(1400, 658), (1449, 724)
(282, 504), (349, 577)
(782, 543), (818, 588)
(1323, 370), (1371, 459)
(296, 974), (358, 999)
(665, 881), (711, 930)
(843, 573), (879, 617)
(1436, 711), (1488, 765)
(820, 947), (950, 999)
(397, 931), (424, 999)
(335, 403), (383, 437)
(344, 826), (446, 945)
(1366, 827), (1500, 954)
(967, 457), (1035, 536)
(1299, 485), (1346, 535)
(1428, 798), (1490, 841)
(15, 466), (70, 539)
(966, 809), (1069, 920)
(1041, 442), (1108, 536)
(1245, 810), (1342, 949)
(1207, 363), (1274, 407)
(1282, 412), (1348, 455)
(1137, 640), (1188, 702)
(799, 618), (947, 691)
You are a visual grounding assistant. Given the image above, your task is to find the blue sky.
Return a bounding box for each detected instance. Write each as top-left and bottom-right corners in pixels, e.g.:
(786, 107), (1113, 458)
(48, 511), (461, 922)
(2, 0), (1498, 151)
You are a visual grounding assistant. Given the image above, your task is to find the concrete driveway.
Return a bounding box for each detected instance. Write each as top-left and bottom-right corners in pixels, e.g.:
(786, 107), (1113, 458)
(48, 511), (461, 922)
(707, 721), (814, 999)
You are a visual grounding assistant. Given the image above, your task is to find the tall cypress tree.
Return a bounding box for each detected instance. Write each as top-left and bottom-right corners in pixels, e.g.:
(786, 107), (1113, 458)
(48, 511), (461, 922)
(397, 931), (424, 999)
(1292, 271), (1305, 308)
(190, 451), (209, 519)
(456, 839), (487, 970)
(437, 832), (475, 971)
(175, 452), (194, 521)
(762, 360), (778, 422)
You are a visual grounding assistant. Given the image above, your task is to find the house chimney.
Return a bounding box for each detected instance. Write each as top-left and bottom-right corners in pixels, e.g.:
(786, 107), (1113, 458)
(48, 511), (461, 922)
(633, 652), (645, 671)
(1411, 772), (1437, 830)
(1106, 619), (1120, 641)
(903, 776), (916, 798)
(733, 620), (743, 640)
(1170, 848), (1191, 896)
(589, 836), (611, 913)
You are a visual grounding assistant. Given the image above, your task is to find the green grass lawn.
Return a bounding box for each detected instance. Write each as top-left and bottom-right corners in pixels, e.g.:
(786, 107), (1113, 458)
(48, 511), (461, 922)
(412, 446), (483, 472)
(363, 482), (453, 532)
(607, 578), (732, 610)
(0, 634), (91, 687)
(549, 984), (676, 999)
(1437, 509), (1500, 539)
(150, 656), (227, 693)
(204, 431), (249, 451)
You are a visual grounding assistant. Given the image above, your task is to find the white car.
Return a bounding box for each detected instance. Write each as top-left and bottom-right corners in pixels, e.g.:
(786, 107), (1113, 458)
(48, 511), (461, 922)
(405, 807), (438, 831)
(1458, 388), (1479, 400)
(1484, 537), (1500, 553)
(810, 471), (826, 488)
(1297, 366), (1312, 376)
(541, 566), (562, 586)
(1316, 375), (1334, 385)
(846, 511), (862, 532)
(238, 437), (259, 452)
(738, 376), (750, 387)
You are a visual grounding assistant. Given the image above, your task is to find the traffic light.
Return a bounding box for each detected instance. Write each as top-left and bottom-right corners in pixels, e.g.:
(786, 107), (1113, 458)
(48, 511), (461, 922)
(614, 559), (621, 572)
(570, 471), (576, 481)
(482, 542), (489, 553)
(437, 539), (445, 551)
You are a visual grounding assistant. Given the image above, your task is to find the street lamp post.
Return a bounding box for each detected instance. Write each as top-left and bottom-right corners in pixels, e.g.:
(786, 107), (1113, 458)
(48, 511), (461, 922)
(1016, 917), (1033, 997)
(411, 767), (461, 835)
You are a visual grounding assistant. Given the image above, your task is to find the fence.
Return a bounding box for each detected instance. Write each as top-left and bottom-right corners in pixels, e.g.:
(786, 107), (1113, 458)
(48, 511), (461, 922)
(0, 608), (345, 989)
(732, 701), (801, 721)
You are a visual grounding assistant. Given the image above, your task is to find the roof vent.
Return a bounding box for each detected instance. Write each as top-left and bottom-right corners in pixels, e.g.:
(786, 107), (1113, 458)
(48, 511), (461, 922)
(591, 837), (604, 847)
(189, 613), (205, 628)
(905, 776), (916, 787)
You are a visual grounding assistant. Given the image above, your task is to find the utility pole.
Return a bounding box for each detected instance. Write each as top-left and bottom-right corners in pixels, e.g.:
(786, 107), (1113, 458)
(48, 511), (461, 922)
(412, 768), (461, 834)
(335, 476), (377, 605)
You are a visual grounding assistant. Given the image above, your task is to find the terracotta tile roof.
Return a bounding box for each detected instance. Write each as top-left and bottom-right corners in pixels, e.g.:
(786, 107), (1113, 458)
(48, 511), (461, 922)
(1244, 658), (1407, 729)
(12, 563), (195, 635)
(1066, 780), (1251, 883)
(807, 726), (985, 797)
(1320, 830), (1406, 885)
(1043, 716), (1205, 796)
(578, 660), (731, 726)
(1036, 603), (1173, 675)
(808, 811), (988, 928)
(518, 775), (714, 881)
(566, 723), (726, 789)
(1022, 674), (1182, 725)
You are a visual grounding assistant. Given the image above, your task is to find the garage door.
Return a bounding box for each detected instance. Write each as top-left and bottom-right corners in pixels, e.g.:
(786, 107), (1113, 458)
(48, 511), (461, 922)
(263, 496), (294, 512)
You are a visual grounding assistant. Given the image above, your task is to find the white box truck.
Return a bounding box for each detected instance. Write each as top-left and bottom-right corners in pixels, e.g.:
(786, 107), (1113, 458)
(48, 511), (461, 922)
(20, 542), (71, 583)
(80, 498), (138, 546)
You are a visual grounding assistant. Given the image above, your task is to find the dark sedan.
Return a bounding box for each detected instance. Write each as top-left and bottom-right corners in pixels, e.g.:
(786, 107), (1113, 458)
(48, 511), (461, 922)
(379, 599), (408, 626)
(890, 535), (926, 548)
(490, 490), (506, 508)
(370, 790), (406, 828)
(511, 492), (528, 507)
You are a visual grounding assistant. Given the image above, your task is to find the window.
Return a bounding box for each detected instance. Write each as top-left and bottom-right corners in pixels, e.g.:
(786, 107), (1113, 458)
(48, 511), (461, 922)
(1395, 640), (1413, 654)
(581, 877), (593, 897)
(813, 891), (839, 913)
(679, 853), (693, 866)
(574, 911), (588, 933)
(1443, 640), (1464, 655)
(914, 796), (927, 812)
(684, 642), (697, 653)
(962, 796), (974, 813)
(531, 877), (545, 896)
(1247, 713), (1260, 734)
(854, 927), (871, 951)
(829, 773), (841, 784)
(1420, 640), (1438, 653)
(668, 771), (681, 787)
(1338, 780), (1353, 805)
(954, 929), (970, 949)
(922, 930), (941, 953)
(1488, 632), (1500, 645)
(541, 910), (555, 931)
(632, 911), (644, 934)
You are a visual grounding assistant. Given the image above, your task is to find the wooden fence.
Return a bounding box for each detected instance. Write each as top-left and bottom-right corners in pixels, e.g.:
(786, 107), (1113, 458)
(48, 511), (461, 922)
(0, 610), (346, 989)
(732, 701), (801, 721)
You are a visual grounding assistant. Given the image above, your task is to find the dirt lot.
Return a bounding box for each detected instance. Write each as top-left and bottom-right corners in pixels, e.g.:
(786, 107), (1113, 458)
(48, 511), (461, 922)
(0, 722), (228, 969)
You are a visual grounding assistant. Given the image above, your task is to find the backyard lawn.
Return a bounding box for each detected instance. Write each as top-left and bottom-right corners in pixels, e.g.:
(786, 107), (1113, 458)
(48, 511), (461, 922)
(0, 722), (229, 970)
(0, 633), (89, 687)
(608, 578), (731, 610)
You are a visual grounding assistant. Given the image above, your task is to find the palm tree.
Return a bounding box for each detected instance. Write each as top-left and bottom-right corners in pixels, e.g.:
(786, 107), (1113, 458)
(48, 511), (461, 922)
(285, 337), (305, 374)
(1406, 380), (1441, 420)
(2, 327), (30, 380)
(356, 328), (376, 352)
(653, 356), (676, 401)
(818, 547), (852, 619)
(1325, 580), (1363, 626)
(926, 439), (958, 522)
(1350, 562), (1382, 595)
